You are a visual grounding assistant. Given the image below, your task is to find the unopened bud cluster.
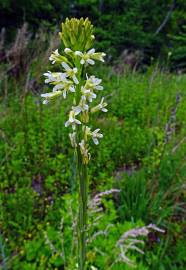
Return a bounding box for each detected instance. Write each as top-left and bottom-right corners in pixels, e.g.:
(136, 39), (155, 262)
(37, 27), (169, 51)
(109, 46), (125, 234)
(41, 18), (107, 164)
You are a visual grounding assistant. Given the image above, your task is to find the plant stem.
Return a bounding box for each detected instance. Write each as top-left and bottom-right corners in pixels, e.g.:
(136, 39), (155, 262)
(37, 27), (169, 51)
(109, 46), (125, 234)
(77, 147), (88, 270)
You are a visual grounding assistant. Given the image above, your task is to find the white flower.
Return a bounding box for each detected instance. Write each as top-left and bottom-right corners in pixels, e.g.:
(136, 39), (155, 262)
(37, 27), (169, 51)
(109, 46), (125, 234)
(43, 71), (54, 83)
(41, 91), (62, 104)
(81, 87), (96, 102)
(91, 97), (108, 113)
(99, 97), (108, 112)
(85, 75), (103, 91)
(72, 105), (82, 116)
(53, 79), (75, 98)
(64, 48), (73, 54)
(43, 71), (67, 84)
(79, 97), (89, 111)
(62, 62), (79, 84)
(83, 126), (103, 144)
(72, 97), (89, 115)
(83, 126), (92, 141)
(75, 49), (95, 65)
(75, 48), (106, 65)
(91, 52), (106, 62)
(69, 132), (77, 147)
(92, 129), (103, 145)
(49, 49), (69, 65)
(79, 140), (91, 164)
(90, 266), (98, 270)
(49, 49), (60, 64)
(65, 110), (81, 130)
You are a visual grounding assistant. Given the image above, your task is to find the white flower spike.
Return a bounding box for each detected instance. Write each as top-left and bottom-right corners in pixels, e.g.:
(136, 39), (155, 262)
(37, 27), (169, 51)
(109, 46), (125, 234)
(41, 18), (108, 270)
(41, 19), (107, 164)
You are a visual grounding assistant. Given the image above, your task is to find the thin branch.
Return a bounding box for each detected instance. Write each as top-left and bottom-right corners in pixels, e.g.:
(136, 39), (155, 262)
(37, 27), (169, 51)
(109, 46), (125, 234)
(155, 0), (176, 35)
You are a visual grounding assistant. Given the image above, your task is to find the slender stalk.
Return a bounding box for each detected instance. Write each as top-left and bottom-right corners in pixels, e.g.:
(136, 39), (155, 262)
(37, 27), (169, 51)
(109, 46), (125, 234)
(77, 147), (88, 270)
(75, 56), (88, 270)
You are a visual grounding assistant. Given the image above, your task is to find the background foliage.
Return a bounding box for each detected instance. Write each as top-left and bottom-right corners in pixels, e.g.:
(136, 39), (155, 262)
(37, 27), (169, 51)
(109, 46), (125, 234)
(0, 0), (186, 66)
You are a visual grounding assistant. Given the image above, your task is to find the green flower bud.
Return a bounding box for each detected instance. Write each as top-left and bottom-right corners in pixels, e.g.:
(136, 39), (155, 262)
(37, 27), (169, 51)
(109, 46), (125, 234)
(59, 18), (94, 52)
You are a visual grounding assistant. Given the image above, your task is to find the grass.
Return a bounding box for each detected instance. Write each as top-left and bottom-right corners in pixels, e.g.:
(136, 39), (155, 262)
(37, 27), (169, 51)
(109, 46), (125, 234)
(0, 62), (186, 269)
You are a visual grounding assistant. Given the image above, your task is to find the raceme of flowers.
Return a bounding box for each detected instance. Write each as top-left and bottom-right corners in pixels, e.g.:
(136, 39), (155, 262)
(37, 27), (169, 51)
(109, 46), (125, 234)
(41, 48), (107, 164)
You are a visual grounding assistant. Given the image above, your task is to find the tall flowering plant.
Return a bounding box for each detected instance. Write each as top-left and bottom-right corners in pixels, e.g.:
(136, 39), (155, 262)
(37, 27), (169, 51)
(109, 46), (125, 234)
(41, 18), (107, 270)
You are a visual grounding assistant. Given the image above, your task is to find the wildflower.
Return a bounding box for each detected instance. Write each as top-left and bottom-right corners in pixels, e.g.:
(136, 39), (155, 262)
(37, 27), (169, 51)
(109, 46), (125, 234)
(49, 49), (59, 64)
(92, 129), (103, 145)
(44, 71), (67, 84)
(64, 48), (73, 54)
(85, 75), (103, 91)
(81, 87), (96, 102)
(90, 266), (98, 270)
(79, 140), (91, 164)
(65, 110), (81, 130)
(83, 127), (103, 145)
(75, 48), (106, 65)
(91, 97), (108, 113)
(79, 97), (89, 111)
(49, 49), (69, 65)
(41, 91), (62, 104)
(69, 132), (77, 147)
(61, 62), (79, 84)
(84, 126), (92, 141)
(41, 18), (108, 270)
(53, 79), (75, 98)
(72, 97), (89, 116)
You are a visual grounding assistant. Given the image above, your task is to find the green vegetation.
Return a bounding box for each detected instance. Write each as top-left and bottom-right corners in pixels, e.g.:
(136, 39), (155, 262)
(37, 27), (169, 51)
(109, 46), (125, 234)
(0, 47), (186, 268)
(1, 0), (186, 65)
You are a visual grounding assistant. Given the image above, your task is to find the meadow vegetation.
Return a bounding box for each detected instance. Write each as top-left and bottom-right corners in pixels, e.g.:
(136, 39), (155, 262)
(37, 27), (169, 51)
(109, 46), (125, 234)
(0, 3), (186, 269)
(0, 26), (186, 269)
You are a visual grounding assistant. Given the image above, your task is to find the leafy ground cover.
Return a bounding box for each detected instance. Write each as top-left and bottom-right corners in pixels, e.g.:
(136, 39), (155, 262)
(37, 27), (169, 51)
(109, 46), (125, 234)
(0, 65), (186, 269)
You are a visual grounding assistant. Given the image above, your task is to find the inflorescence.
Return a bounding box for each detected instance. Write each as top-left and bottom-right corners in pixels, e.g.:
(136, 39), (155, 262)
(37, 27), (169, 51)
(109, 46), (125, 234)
(41, 18), (107, 164)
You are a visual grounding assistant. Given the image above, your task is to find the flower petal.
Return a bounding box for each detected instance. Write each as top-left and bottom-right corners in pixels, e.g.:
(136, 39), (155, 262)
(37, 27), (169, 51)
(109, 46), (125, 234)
(73, 75), (79, 85)
(87, 59), (95, 65)
(93, 137), (99, 145)
(88, 48), (95, 54)
(102, 108), (108, 112)
(80, 59), (85, 65)
(75, 51), (83, 56)
(95, 85), (103, 90)
(64, 48), (72, 54)
(62, 62), (70, 70)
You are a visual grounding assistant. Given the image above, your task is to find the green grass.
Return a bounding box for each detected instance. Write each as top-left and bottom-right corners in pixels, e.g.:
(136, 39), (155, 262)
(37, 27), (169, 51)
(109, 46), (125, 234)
(0, 67), (186, 269)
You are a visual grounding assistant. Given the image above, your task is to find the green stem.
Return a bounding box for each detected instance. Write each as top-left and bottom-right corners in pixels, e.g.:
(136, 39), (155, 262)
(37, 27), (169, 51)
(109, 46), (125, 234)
(77, 147), (88, 270)
(75, 60), (87, 270)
